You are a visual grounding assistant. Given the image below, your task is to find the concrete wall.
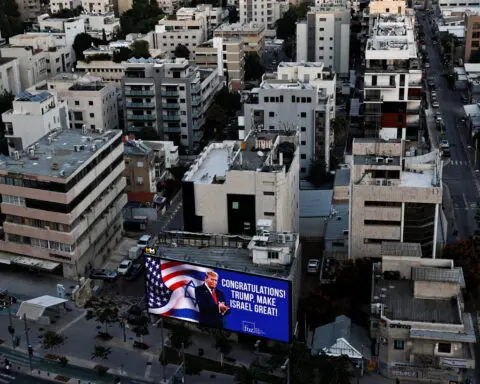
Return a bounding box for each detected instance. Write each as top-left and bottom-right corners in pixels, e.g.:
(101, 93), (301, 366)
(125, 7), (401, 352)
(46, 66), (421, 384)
(414, 280), (460, 299)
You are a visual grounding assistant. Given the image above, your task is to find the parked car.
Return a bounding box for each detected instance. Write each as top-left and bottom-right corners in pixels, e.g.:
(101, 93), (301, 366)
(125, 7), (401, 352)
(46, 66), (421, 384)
(125, 262), (145, 281)
(440, 140), (450, 150)
(307, 259), (321, 274)
(128, 246), (143, 261)
(137, 234), (152, 249)
(117, 260), (133, 275)
(90, 269), (118, 281)
(441, 148), (451, 157)
(432, 100), (439, 108)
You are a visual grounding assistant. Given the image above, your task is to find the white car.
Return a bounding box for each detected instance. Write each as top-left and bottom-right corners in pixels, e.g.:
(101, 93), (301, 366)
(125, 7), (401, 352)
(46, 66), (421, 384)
(137, 234), (152, 249)
(117, 259), (133, 275)
(307, 259), (321, 274)
(440, 140), (450, 150)
(432, 100), (439, 108)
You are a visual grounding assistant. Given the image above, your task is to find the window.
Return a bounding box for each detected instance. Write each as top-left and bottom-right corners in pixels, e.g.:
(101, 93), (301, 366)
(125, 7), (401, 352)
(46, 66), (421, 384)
(269, 111), (274, 117)
(264, 212), (275, 216)
(269, 125), (275, 130)
(137, 176), (143, 185)
(300, 154), (306, 159)
(2, 195), (25, 206)
(301, 127), (306, 132)
(301, 167), (306, 173)
(89, 113), (94, 118)
(394, 339), (404, 350)
(364, 220), (401, 226)
(75, 100), (79, 106)
(232, 202), (239, 209)
(300, 112), (307, 118)
(365, 201), (402, 207)
(438, 343), (451, 354)
(31, 238), (48, 248)
(268, 251), (279, 259)
(263, 191), (274, 196)
(88, 101), (93, 106)
(301, 141), (306, 145)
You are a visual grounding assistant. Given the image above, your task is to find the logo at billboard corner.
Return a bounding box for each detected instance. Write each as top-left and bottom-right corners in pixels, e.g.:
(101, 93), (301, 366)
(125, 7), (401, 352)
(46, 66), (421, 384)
(242, 321), (265, 336)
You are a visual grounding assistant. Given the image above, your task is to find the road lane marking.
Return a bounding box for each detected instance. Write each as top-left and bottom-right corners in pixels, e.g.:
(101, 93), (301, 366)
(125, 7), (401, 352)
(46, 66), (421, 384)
(463, 194), (469, 210)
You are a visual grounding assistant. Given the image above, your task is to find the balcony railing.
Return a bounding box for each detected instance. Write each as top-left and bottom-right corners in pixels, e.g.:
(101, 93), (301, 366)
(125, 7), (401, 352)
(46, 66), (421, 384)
(191, 96), (201, 106)
(162, 90), (179, 97)
(163, 103), (180, 109)
(163, 114), (180, 121)
(408, 81), (423, 87)
(192, 109), (202, 119)
(164, 126), (181, 133)
(193, 117), (205, 130)
(364, 82), (396, 88)
(408, 95), (422, 100)
(127, 114), (156, 121)
(126, 102), (155, 108)
(191, 84), (201, 94)
(125, 90), (154, 97)
(364, 95), (384, 102)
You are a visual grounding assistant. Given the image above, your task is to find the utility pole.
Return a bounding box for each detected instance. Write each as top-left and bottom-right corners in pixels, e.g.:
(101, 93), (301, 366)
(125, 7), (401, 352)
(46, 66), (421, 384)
(160, 318), (167, 382)
(181, 342), (186, 384)
(1, 291), (15, 348)
(23, 314), (33, 371)
(475, 137), (478, 170)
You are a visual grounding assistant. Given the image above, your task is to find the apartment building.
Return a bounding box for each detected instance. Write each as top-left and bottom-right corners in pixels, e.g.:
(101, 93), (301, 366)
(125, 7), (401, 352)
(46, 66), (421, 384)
(142, 140), (179, 170)
(124, 139), (157, 193)
(349, 139), (443, 259)
(16, 0), (43, 21)
(182, 131), (300, 235)
(243, 62), (336, 176)
(195, 37), (245, 91)
(122, 57), (222, 149)
(370, 249), (475, 381)
(0, 58), (21, 95)
(363, 13), (422, 141)
(0, 128), (126, 277)
(50, 0), (81, 14)
(176, 5), (229, 30)
(239, 0), (289, 34)
(1, 91), (69, 156)
(214, 22), (265, 57)
(157, 0), (180, 13)
(76, 60), (125, 86)
(368, 0), (405, 14)
(464, 11), (480, 63)
(30, 73), (119, 132)
(80, 13), (120, 41)
(82, 0), (113, 13)
(296, 1), (351, 77)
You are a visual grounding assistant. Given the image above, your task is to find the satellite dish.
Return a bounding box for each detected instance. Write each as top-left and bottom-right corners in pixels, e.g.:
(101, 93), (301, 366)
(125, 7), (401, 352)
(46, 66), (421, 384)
(257, 151), (264, 157)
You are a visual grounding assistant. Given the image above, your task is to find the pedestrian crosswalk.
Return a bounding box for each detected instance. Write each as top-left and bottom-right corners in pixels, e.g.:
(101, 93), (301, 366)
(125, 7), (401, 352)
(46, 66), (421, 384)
(448, 160), (468, 166)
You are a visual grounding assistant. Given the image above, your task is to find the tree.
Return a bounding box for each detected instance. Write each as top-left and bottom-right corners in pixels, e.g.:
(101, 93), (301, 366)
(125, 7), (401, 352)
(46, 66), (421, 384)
(91, 345), (112, 361)
(244, 53), (265, 81)
(0, 90), (14, 136)
(275, 2), (309, 40)
(131, 40), (150, 58)
(174, 44), (190, 59)
(137, 127), (160, 140)
(102, 28), (107, 44)
(120, 0), (164, 36)
(332, 116), (349, 146)
(214, 334), (232, 366)
(42, 331), (64, 354)
(169, 325), (192, 350)
(228, 6), (238, 23)
(0, 0), (22, 40)
(234, 365), (257, 384)
(307, 158), (329, 187)
(130, 314), (149, 345)
(73, 33), (94, 61)
(314, 355), (353, 384)
(85, 297), (119, 339)
(51, 5), (83, 18)
(113, 46), (134, 63)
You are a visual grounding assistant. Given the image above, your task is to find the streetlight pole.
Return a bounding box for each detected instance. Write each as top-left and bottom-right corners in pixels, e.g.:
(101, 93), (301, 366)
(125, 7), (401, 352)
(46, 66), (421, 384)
(282, 358), (290, 384)
(160, 318), (167, 382)
(181, 342), (186, 384)
(23, 314), (32, 371)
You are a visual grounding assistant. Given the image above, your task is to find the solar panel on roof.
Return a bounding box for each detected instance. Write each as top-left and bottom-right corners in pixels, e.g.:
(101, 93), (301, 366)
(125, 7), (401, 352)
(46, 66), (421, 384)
(17, 91), (33, 100)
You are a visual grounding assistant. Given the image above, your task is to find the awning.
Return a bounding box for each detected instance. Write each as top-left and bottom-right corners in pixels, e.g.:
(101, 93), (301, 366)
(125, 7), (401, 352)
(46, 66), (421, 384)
(0, 251), (13, 265)
(11, 256), (60, 271)
(16, 295), (68, 321)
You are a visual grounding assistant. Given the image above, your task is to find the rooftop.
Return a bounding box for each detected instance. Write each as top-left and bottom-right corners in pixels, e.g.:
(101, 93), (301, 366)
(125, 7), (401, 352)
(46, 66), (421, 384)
(412, 266), (465, 287)
(381, 241), (422, 257)
(334, 168), (350, 187)
(214, 22), (264, 33)
(154, 231), (298, 279)
(374, 279), (461, 324)
(353, 155), (401, 166)
(324, 203), (349, 241)
(0, 57), (17, 65)
(124, 140), (152, 156)
(0, 129), (121, 179)
(16, 91), (53, 103)
(299, 189), (333, 217)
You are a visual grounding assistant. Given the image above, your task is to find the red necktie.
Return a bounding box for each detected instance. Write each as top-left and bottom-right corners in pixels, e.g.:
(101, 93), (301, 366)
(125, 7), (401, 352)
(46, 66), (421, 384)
(212, 290), (218, 304)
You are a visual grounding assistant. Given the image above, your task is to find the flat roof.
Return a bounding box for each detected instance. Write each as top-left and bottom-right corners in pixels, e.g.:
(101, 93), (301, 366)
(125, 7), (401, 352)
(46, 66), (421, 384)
(324, 203), (349, 241)
(400, 168), (435, 188)
(353, 155), (401, 166)
(381, 241), (422, 257)
(334, 168), (350, 187)
(17, 91), (53, 102)
(374, 279), (461, 324)
(214, 22), (264, 32)
(0, 129), (121, 179)
(0, 57), (16, 65)
(412, 266), (465, 286)
(124, 140), (152, 156)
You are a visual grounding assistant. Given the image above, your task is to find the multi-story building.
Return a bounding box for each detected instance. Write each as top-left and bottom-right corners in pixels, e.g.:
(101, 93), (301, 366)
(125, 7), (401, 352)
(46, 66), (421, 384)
(239, 0), (289, 34)
(122, 57), (222, 149)
(176, 5), (229, 31)
(49, 0), (81, 14)
(0, 128), (126, 277)
(195, 37), (245, 91)
(349, 139), (443, 259)
(368, 0), (405, 14)
(29, 73), (118, 132)
(16, 0), (43, 22)
(76, 59), (125, 85)
(182, 131), (299, 235)
(153, 14), (208, 58)
(296, 1), (351, 77)
(214, 22), (265, 57)
(363, 13), (422, 141)
(116, 0), (133, 14)
(243, 62), (336, 176)
(82, 0), (113, 13)
(156, 0), (180, 13)
(370, 249), (475, 381)
(80, 13), (120, 41)
(123, 139), (157, 193)
(142, 140), (179, 171)
(464, 11), (480, 63)
(1, 91), (69, 156)
(0, 58), (21, 94)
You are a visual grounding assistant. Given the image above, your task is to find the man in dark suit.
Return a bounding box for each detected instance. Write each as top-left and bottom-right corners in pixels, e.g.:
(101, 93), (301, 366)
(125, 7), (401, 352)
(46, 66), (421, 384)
(195, 271), (230, 328)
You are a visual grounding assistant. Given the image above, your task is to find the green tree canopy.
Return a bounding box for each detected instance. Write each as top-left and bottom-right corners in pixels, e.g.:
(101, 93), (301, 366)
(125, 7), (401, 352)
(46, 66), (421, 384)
(113, 46), (134, 62)
(174, 44), (190, 59)
(50, 5), (83, 18)
(0, 0), (22, 40)
(244, 53), (265, 81)
(131, 40), (150, 58)
(73, 33), (94, 61)
(0, 90), (14, 136)
(42, 331), (64, 353)
(137, 127), (160, 140)
(120, 0), (164, 35)
(275, 2), (309, 40)
(85, 297), (119, 338)
(169, 325), (192, 350)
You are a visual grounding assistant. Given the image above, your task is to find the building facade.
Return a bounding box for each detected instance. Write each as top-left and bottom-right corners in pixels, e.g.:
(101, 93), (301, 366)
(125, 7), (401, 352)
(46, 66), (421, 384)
(239, 0), (289, 34)
(214, 22), (265, 58)
(121, 57), (221, 150)
(49, 0), (81, 14)
(82, 0), (113, 13)
(349, 139), (443, 259)
(296, 1), (351, 76)
(182, 131), (300, 235)
(176, 5), (229, 31)
(123, 139), (157, 193)
(80, 13), (121, 41)
(368, 0), (406, 15)
(465, 11), (480, 63)
(243, 62), (336, 176)
(0, 58), (21, 95)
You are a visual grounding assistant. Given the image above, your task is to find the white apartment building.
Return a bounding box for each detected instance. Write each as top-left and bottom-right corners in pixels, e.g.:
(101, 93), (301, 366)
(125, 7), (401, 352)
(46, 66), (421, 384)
(153, 15), (208, 58)
(0, 127), (126, 278)
(243, 62), (336, 176)
(82, 0), (113, 13)
(370, 251), (475, 382)
(0, 58), (21, 95)
(29, 73), (118, 132)
(239, 0), (289, 35)
(2, 90), (70, 155)
(122, 57), (222, 149)
(76, 59), (125, 85)
(182, 131), (300, 235)
(0, 34), (73, 89)
(296, 1), (351, 77)
(349, 139), (443, 259)
(49, 0), (81, 14)
(363, 13), (422, 141)
(80, 13), (120, 41)
(176, 5), (229, 30)
(17, 0), (43, 21)
(36, 15), (86, 55)
(157, 0), (180, 13)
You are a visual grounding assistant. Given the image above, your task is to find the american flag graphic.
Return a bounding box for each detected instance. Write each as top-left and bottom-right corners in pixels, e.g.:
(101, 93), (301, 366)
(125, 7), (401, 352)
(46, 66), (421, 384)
(146, 257), (212, 321)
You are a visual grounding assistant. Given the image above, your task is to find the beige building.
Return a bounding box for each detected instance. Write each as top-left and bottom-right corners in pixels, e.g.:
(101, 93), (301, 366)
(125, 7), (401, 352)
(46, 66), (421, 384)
(370, 247), (475, 381)
(465, 11), (480, 63)
(82, 0), (113, 13)
(368, 0), (406, 14)
(0, 128), (126, 278)
(182, 131), (300, 235)
(349, 139), (443, 259)
(195, 37), (245, 91)
(16, 0), (43, 21)
(214, 22), (265, 57)
(76, 60), (125, 85)
(49, 0), (81, 14)
(123, 139), (157, 193)
(116, 0), (133, 14)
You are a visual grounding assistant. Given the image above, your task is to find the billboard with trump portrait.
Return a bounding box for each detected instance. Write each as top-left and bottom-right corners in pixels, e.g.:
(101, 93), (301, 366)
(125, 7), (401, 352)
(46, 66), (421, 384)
(145, 256), (291, 342)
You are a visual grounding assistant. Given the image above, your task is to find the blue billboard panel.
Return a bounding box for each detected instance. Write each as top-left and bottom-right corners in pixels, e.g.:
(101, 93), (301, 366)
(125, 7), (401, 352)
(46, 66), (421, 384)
(145, 257), (291, 342)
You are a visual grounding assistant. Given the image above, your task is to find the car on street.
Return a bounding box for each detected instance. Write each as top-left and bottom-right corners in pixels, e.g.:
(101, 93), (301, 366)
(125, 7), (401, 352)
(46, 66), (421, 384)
(117, 259), (133, 275)
(137, 234), (152, 249)
(307, 259), (321, 274)
(425, 63), (430, 69)
(441, 149), (451, 157)
(440, 140), (450, 150)
(432, 40), (438, 45)
(90, 269), (118, 281)
(125, 262), (144, 281)
(432, 100), (439, 108)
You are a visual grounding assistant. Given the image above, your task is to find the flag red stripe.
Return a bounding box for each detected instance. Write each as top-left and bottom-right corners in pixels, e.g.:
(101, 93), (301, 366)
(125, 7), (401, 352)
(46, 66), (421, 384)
(169, 280), (189, 292)
(163, 269), (190, 283)
(161, 261), (183, 270)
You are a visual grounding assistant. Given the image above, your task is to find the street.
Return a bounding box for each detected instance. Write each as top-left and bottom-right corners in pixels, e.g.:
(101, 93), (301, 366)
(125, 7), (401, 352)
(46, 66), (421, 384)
(420, 12), (480, 240)
(0, 370), (58, 384)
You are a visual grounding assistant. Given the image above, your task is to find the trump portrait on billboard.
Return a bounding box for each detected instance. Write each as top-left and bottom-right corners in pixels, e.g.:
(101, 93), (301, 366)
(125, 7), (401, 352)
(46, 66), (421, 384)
(146, 257), (291, 342)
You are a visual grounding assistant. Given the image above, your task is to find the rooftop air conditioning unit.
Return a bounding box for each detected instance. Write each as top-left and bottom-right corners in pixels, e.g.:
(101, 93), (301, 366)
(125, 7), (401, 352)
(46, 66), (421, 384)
(376, 157), (384, 163)
(74, 145), (80, 152)
(385, 157), (393, 164)
(375, 179), (382, 186)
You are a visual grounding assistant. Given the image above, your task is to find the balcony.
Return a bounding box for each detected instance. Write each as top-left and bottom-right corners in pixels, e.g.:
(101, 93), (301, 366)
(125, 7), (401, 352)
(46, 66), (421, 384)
(191, 84), (201, 94)
(408, 95), (422, 100)
(162, 90), (179, 97)
(192, 109), (202, 119)
(163, 103), (180, 109)
(193, 117), (205, 130)
(407, 107), (420, 114)
(126, 102), (155, 108)
(364, 94), (384, 102)
(408, 81), (423, 88)
(163, 114), (180, 121)
(191, 96), (201, 106)
(164, 126), (181, 133)
(364, 82), (396, 89)
(127, 114), (156, 121)
(125, 90), (154, 97)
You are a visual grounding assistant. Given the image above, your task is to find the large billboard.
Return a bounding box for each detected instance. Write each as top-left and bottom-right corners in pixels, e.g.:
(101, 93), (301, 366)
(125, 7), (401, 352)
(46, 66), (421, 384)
(145, 257), (291, 342)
